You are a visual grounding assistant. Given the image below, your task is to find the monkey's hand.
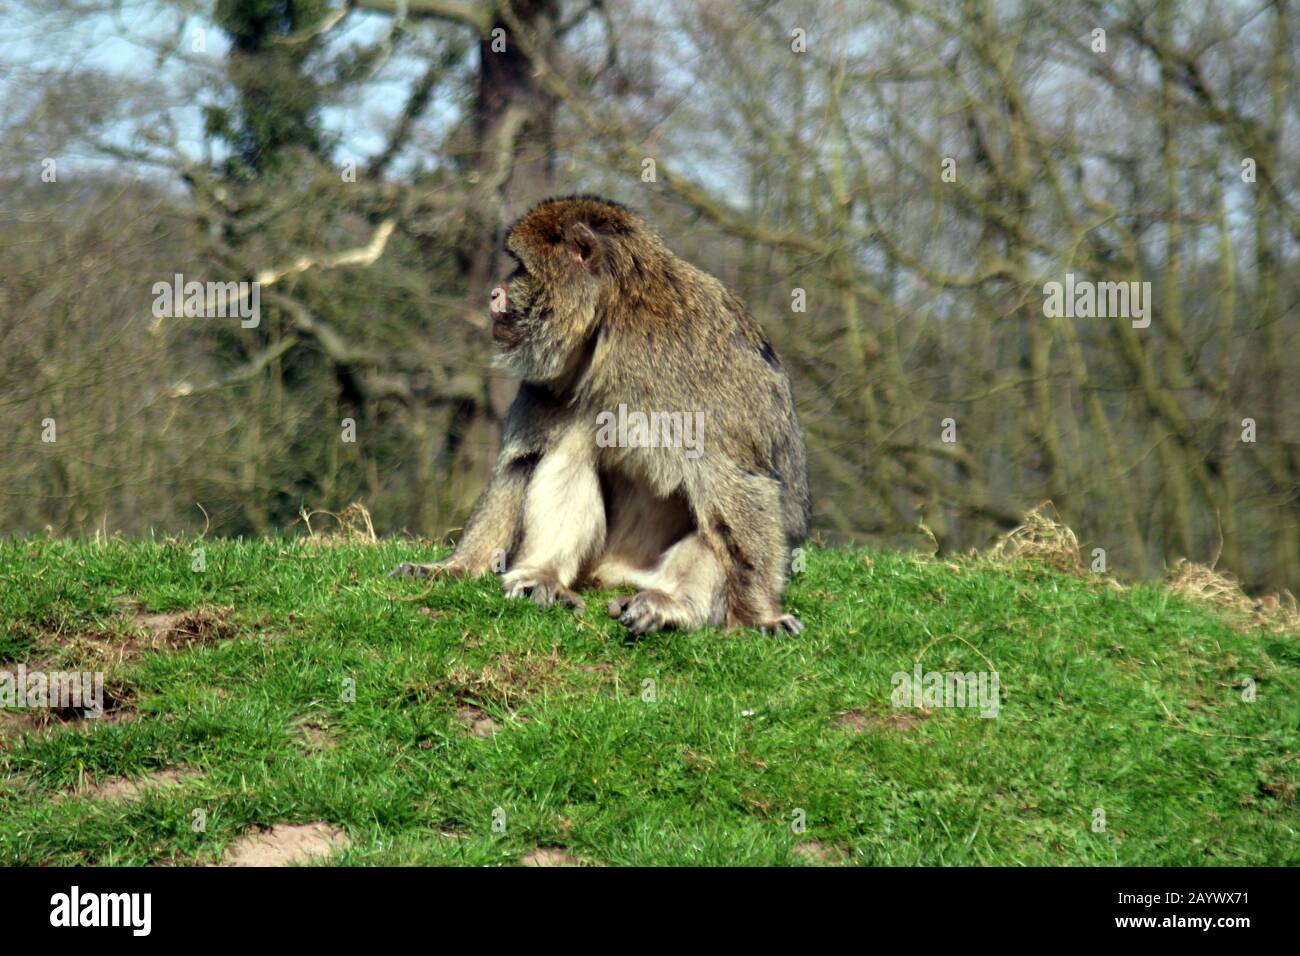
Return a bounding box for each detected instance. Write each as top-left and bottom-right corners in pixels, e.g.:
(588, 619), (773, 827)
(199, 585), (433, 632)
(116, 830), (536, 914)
(388, 556), (478, 580)
(501, 568), (587, 614)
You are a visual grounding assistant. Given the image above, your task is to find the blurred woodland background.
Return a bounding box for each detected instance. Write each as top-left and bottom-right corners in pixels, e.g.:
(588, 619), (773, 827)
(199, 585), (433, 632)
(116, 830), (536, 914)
(1, 0), (1297, 591)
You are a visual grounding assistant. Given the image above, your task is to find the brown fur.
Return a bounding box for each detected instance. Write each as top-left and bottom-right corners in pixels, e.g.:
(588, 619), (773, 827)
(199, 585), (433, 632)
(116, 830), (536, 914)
(391, 195), (810, 635)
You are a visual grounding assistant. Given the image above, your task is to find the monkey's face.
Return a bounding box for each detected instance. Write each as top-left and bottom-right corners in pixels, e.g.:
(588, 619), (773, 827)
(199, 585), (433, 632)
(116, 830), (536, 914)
(492, 209), (609, 384)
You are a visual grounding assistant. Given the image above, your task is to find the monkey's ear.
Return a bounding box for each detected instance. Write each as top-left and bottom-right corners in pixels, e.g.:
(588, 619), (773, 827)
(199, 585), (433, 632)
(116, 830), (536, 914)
(568, 221), (599, 265)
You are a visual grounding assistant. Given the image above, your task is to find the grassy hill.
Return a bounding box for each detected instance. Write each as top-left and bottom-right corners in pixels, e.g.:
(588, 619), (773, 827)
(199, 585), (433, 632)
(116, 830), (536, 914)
(1, 536), (1296, 865)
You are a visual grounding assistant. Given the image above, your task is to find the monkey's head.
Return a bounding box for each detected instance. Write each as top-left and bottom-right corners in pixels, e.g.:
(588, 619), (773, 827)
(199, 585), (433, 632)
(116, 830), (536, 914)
(492, 195), (652, 384)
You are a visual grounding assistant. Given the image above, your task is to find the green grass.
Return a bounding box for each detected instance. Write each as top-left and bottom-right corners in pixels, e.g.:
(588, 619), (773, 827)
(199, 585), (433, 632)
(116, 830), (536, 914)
(1, 536), (1296, 866)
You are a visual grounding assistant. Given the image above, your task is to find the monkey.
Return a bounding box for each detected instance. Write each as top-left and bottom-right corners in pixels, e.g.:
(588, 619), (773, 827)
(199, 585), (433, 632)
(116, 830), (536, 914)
(391, 195), (810, 635)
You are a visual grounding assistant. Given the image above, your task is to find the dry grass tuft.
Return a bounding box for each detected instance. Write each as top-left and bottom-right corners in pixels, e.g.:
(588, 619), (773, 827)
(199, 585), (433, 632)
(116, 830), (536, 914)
(445, 648), (564, 710)
(986, 500), (1083, 574)
(298, 502), (377, 545)
(1164, 559), (1299, 633)
(980, 501), (1296, 632)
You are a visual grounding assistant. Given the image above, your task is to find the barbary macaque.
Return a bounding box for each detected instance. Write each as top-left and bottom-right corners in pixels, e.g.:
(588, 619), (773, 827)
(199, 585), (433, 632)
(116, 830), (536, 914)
(392, 195), (809, 634)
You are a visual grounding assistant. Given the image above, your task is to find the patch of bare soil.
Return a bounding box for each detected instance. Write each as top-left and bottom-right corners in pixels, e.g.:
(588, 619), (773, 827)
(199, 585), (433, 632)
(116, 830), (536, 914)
(128, 605), (236, 652)
(3, 680), (135, 732)
(2, 605), (237, 744)
(1255, 758), (1298, 805)
(834, 708), (929, 732)
(577, 662), (619, 688)
(49, 681), (137, 723)
(48, 604), (236, 671)
(73, 767), (200, 801)
(1, 676), (137, 748)
(792, 840), (851, 865)
(455, 705), (500, 738)
(445, 647), (565, 710)
(0, 709), (34, 742)
(293, 717), (338, 752)
(411, 648), (564, 738)
(220, 823), (351, 867)
(520, 846), (590, 867)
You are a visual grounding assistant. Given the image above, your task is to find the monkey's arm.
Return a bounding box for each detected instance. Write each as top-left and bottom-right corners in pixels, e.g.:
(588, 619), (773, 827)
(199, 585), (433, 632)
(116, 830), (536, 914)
(499, 421), (605, 611)
(447, 454), (535, 572)
(390, 386), (566, 580)
(388, 454), (533, 579)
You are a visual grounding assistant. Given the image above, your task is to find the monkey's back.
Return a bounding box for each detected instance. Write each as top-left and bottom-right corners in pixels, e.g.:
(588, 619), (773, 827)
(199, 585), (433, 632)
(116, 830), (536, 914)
(583, 253), (810, 549)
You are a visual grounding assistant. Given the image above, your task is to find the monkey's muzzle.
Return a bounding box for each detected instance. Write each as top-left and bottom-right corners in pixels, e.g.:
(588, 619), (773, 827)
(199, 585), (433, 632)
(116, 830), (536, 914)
(492, 311), (518, 345)
(491, 287), (521, 346)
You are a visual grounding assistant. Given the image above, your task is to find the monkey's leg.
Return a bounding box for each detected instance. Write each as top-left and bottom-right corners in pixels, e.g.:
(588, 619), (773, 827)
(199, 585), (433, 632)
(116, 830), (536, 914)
(389, 458), (532, 579)
(607, 532), (725, 635)
(700, 473), (804, 635)
(586, 480), (693, 591)
(501, 428), (605, 611)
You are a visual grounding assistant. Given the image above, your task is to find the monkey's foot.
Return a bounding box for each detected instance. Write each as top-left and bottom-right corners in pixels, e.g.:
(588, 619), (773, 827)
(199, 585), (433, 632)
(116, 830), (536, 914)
(607, 590), (700, 635)
(755, 614), (805, 636)
(502, 568), (587, 614)
(388, 557), (474, 580)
